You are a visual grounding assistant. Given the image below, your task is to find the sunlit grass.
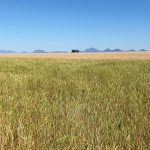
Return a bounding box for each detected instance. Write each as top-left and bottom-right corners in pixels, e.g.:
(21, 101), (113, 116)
(0, 58), (149, 149)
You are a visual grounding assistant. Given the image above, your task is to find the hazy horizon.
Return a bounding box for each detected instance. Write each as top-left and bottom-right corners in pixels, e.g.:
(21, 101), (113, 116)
(0, 0), (150, 51)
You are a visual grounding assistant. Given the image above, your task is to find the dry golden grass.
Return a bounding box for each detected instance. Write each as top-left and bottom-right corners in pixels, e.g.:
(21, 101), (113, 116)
(0, 52), (150, 60)
(0, 59), (150, 149)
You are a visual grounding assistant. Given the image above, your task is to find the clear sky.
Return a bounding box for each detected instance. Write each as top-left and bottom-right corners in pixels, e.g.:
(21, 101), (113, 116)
(0, 0), (150, 51)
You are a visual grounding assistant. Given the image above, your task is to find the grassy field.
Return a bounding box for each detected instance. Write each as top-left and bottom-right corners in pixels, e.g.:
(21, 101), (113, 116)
(0, 51), (150, 60)
(0, 58), (149, 149)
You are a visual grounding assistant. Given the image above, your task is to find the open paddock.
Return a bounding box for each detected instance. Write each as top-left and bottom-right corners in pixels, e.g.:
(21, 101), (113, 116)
(0, 56), (149, 149)
(0, 51), (150, 60)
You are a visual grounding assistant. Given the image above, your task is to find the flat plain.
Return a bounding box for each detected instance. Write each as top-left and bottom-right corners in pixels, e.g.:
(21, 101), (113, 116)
(0, 51), (150, 59)
(0, 57), (150, 149)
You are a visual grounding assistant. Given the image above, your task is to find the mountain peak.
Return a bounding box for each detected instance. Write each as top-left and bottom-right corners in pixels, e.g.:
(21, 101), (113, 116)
(84, 47), (100, 52)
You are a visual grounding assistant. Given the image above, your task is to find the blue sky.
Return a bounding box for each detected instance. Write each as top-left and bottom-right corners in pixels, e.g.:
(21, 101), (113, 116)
(0, 0), (150, 51)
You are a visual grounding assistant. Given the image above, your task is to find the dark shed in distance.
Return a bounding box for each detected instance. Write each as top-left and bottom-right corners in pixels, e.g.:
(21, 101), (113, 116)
(72, 50), (79, 53)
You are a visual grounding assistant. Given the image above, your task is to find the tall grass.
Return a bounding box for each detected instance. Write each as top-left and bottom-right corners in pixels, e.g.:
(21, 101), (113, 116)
(0, 58), (149, 149)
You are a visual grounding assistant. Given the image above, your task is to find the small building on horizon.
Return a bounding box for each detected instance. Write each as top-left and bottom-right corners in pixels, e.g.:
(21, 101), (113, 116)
(71, 50), (80, 53)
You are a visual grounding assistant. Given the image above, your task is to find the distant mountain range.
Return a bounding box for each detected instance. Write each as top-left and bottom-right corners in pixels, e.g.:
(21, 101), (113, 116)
(83, 48), (123, 52)
(0, 50), (16, 53)
(0, 49), (67, 53)
(82, 48), (149, 52)
(83, 48), (100, 52)
(0, 48), (149, 53)
(32, 49), (67, 53)
(32, 49), (47, 53)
